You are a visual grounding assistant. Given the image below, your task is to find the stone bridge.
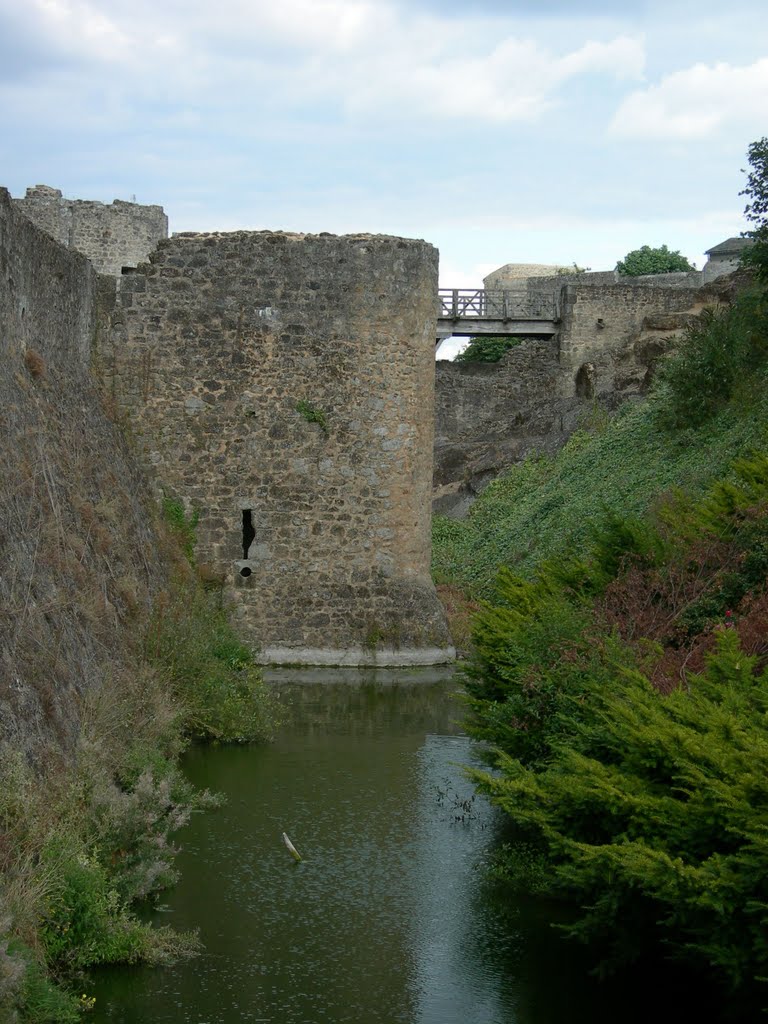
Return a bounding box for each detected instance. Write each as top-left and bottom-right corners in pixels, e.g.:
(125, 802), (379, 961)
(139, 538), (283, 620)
(437, 288), (559, 345)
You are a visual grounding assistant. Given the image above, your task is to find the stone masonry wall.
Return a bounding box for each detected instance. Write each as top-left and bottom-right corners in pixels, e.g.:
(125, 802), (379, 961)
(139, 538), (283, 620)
(0, 188), (168, 756)
(485, 265), (703, 294)
(556, 281), (706, 387)
(14, 185), (167, 277)
(434, 278), (720, 517)
(100, 230), (453, 665)
(1, 187), (97, 368)
(434, 339), (564, 516)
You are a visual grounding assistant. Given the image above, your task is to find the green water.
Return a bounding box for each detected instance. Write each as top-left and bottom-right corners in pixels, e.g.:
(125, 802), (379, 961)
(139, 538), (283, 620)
(88, 669), (711, 1023)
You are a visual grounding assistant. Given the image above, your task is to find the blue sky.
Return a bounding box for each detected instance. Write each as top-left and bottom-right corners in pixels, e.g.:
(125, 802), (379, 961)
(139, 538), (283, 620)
(1, 0), (766, 291)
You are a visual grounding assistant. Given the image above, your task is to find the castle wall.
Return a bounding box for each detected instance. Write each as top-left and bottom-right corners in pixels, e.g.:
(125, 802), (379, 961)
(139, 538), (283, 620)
(434, 279), (711, 517)
(1, 187), (97, 369)
(101, 230), (453, 665)
(14, 185), (167, 277)
(557, 281), (705, 381)
(0, 188), (167, 756)
(485, 266), (703, 294)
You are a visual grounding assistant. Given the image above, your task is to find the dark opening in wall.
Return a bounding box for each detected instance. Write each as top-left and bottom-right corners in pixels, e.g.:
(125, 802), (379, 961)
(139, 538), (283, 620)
(575, 362), (595, 400)
(240, 566), (252, 578)
(242, 509), (255, 559)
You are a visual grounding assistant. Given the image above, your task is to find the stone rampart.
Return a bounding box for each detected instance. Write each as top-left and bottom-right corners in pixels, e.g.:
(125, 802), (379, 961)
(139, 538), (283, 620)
(486, 266), (703, 294)
(14, 184), (167, 277)
(100, 230), (453, 665)
(557, 280), (706, 383)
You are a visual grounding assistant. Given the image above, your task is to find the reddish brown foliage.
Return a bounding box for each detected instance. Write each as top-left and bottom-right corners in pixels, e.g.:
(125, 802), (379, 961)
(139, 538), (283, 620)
(595, 516), (768, 694)
(23, 349), (45, 379)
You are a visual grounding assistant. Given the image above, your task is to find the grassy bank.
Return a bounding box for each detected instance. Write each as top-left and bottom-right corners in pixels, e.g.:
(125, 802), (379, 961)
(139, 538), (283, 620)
(0, 505), (278, 1023)
(433, 390), (768, 599)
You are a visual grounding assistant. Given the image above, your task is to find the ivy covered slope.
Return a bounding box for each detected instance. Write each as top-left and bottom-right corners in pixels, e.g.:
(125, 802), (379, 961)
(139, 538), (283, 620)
(433, 280), (768, 1005)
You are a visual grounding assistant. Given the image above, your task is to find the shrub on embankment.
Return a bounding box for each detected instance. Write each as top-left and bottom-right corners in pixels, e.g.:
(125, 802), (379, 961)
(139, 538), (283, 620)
(433, 283), (768, 1008)
(0, 338), (278, 1020)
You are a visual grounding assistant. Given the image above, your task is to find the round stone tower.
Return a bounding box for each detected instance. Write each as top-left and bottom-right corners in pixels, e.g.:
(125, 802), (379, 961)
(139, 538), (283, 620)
(105, 229), (454, 665)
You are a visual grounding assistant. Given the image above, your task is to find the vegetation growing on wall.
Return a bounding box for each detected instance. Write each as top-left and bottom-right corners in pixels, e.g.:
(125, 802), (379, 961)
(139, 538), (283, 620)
(555, 262), (591, 275)
(0, 472), (278, 1021)
(150, 500), (279, 744)
(295, 399), (329, 436)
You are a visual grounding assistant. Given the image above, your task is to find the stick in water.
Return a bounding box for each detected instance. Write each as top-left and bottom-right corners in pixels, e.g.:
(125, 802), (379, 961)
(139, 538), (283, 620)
(282, 832), (302, 862)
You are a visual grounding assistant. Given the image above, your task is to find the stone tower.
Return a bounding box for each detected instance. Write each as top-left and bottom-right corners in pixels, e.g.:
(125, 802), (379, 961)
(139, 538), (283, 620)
(102, 229), (454, 666)
(14, 185), (167, 276)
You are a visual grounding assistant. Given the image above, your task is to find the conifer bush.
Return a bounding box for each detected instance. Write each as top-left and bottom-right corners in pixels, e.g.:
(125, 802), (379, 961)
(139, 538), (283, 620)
(470, 630), (768, 991)
(462, 452), (768, 1002)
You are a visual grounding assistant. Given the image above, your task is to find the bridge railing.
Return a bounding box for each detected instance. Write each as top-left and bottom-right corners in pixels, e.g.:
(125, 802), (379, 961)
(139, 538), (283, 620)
(438, 289), (558, 320)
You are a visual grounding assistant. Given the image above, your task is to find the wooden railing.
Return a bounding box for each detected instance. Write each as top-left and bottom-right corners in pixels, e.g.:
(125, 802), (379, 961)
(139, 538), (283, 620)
(438, 289), (558, 321)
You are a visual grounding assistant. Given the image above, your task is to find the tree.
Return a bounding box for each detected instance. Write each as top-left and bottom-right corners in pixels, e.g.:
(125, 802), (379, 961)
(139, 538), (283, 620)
(454, 335), (523, 364)
(740, 136), (768, 283)
(615, 244), (695, 276)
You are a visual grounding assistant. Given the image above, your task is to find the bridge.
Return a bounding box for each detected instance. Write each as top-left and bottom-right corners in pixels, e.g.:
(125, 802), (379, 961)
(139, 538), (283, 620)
(437, 289), (559, 346)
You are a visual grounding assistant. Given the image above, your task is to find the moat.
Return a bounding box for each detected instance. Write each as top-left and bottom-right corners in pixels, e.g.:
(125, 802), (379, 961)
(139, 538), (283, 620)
(88, 671), (708, 1023)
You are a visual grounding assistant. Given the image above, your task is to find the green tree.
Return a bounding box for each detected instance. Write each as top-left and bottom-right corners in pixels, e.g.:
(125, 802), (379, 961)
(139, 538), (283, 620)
(454, 335), (523, 364)
(740, 137), (768, 283)
(616, 244), (695, 276)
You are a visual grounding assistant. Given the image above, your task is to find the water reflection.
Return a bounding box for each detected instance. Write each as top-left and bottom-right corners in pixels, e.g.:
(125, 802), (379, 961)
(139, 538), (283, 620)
(87, 668), (713, 1024)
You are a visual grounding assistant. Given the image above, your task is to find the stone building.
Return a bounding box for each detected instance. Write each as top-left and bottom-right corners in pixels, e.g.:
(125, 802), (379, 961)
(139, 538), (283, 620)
(483, 263), (564, 288)
(702, 237), (753, 282)
(13, 185), (167, 276)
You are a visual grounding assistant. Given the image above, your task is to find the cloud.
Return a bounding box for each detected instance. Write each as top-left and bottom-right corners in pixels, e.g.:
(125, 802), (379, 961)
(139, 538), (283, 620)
(609, 57), (768, 139)
(343, 34), (643, 123)
(399, 0), (649, 16)
(1, 0), (644, 129)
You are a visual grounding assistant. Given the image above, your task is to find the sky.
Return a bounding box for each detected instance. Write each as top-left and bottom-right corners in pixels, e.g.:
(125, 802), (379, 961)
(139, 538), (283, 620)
(1, 0), (766, 302)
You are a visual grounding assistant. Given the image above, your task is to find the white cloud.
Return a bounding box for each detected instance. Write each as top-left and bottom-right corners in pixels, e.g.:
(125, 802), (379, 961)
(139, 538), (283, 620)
(332, 31), (645, 123)
(7, 0), (644, 127)
(610, 57), (768, 139)
(20, 0), (135, 63)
